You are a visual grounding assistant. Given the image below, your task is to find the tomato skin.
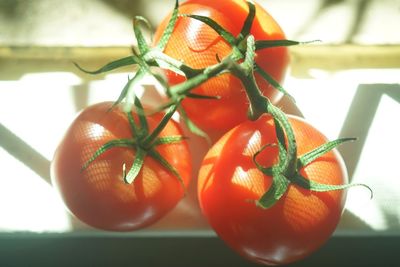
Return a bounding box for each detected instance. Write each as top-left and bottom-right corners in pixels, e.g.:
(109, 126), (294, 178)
(51, 102), (191, 231)
(154, 0), (289, 132)
(198, 115), (347, 265)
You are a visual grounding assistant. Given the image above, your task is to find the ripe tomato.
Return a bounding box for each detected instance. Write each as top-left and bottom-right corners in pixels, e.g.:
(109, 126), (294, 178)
(198, 115), (347, 265)
(154, 0), (289, 132)
(51, 102), (191, 231)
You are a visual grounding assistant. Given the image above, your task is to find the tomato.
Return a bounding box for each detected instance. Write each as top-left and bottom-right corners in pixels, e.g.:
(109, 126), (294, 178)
(51, 102), (191, 231)
(154, 0), (289, 132)
(198, 115), (347, 265)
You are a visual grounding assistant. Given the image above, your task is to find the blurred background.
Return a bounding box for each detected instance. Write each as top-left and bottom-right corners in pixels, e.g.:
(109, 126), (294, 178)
(0, 0), (399, 265)
(1, 0), (400, 45)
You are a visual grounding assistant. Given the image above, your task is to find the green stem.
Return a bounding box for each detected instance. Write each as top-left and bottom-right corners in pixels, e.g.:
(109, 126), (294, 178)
(168, 58), (230, 97)
(267, 103), (297, 177)
(229, 62), (298, 178)
(144, 50), (200, 77)
(229, 62), (266, 120)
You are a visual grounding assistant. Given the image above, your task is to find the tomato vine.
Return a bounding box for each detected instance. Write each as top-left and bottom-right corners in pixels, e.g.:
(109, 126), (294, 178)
(74, 0), (371, 208)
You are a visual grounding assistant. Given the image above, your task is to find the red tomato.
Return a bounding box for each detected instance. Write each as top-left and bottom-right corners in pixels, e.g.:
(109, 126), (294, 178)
(51, 102), (191, 231)
(154, 0), (289, 132)
(198, 115), (347, 265)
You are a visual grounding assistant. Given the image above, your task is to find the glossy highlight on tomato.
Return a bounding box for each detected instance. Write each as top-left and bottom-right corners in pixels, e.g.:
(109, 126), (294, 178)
(154, 0), (289, 132)
(198, 115), (348, 265)
(51, 102), (191, 231)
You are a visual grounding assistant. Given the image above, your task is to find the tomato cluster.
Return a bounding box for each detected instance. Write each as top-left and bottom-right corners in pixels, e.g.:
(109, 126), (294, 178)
(51, 0), (357, 266)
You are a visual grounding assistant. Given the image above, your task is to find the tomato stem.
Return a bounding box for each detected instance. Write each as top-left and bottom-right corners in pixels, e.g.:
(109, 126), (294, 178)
(144, 50), (201, 77)
(229, 55), (298, 178)
(168, 58), (230, 98)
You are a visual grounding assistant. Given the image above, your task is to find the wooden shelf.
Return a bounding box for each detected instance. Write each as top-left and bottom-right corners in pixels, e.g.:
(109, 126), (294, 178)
(1, 45), (399, 78)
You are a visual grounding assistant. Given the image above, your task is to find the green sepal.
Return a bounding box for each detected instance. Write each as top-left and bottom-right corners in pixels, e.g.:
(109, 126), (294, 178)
(273, 117), (289, 169)
(186, 93), (221, 100)
(148, 149), (187, 194)
(256, 172), (290, 209)
(255, 40), (300, 50)
(145, 50), (187, 76)
(143, 104), (178, 147)
(73, 56), (138, 75)
(298, 138), (356, 169)
(252, 115), (293, 176)
(148, 100), (177, 116)
(255, 39), (320, 50)
(157, 0), (180, 51)
(124, 148), (146, 184)
(291, 173), (373, 198)
(153, 135), (188, 146)
(126, 107), (140, 139)
(124, 95), (150, 139)
(119, 56), (165, 116)
(254, 63), (295, 102)
(133, 95), (149, 135)
(151, 71), (171, 93)
(179, 14), (236, 46)
(270, 105), (299, 177)
(178, 106), (210, 144)
(252, 143), (276, 176)
(133, 16), (152, 55)
(237, 0), (256, 42)
(114, 70), (146, 112)
(81, 139), (136, 171)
